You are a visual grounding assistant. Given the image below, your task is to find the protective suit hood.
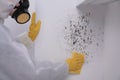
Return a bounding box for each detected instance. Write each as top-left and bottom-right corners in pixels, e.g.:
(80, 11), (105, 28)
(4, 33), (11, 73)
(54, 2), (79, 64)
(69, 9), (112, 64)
(0, 0), (20, 19)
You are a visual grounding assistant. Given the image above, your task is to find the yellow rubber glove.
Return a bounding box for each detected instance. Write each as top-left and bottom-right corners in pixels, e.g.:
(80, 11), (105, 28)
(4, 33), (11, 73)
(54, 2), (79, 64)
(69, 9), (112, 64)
(66, 52), (85, 74)
(28, 12), (41, 41)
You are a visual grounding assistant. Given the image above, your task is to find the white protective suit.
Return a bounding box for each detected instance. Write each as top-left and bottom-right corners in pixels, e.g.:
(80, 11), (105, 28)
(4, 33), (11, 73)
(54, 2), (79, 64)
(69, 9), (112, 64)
(0, 0), (68, 80)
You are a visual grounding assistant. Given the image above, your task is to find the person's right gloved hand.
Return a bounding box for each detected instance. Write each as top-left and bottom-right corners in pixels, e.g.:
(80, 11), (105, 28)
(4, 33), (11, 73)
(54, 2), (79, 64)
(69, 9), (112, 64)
(28, 12), (41, 41)
(66, 52), (85, 74)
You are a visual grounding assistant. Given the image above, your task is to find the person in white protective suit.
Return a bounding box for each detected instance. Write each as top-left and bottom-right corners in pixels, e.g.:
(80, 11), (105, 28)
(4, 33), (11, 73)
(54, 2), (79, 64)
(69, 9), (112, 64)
(0, 0), (85, 80)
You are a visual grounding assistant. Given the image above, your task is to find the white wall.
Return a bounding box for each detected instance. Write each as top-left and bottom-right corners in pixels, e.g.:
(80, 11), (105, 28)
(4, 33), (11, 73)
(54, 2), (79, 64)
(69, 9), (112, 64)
(35, 0), (104, 80)
(104, 1), (120, 80)
(78, 0), (120, 80)
(35, 0), (79, 62)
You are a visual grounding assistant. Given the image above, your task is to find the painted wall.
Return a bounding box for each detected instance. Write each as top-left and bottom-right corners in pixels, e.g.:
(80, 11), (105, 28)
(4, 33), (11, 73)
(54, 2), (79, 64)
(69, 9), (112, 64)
(104, 1), (120, 80)
(35, 0), (104, 80)
(77, 0), (120, 80)
(35, 0), (120, 80)
(35, 0), (79, 62)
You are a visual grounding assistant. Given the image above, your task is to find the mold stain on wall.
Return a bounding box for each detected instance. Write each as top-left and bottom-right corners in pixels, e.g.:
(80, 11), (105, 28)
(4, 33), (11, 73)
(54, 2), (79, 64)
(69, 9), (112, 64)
(62, 12), (104, 63)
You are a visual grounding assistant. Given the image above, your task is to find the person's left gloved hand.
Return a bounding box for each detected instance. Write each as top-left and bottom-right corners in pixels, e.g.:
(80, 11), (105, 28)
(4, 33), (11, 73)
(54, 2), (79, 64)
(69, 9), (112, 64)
(28, 12), (41, 41)
(66, 52), (85, 74)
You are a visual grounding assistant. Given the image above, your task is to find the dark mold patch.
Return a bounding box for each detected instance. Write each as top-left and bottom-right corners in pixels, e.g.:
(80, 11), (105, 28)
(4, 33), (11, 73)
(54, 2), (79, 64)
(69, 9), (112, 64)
(63, 12), (104, 63)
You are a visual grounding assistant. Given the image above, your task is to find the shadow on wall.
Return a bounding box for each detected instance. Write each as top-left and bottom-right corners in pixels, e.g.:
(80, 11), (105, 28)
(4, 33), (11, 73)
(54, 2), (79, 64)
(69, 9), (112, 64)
(73, 0), (120, 80)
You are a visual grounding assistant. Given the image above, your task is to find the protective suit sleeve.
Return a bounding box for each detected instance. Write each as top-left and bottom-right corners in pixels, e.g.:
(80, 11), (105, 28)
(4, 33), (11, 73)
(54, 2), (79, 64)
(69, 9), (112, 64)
(14, 12), (41, 63)
(36, 61), (68, 80)
(0, 42), (36, 80)
(15, 32), (34, 49)
(15, 32), (35, 63)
